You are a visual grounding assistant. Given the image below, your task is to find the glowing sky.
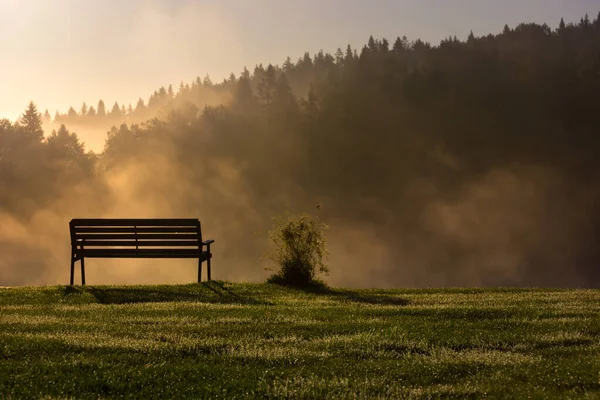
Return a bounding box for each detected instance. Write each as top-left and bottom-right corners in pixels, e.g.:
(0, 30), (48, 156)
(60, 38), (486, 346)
(0, 0), (597, 120)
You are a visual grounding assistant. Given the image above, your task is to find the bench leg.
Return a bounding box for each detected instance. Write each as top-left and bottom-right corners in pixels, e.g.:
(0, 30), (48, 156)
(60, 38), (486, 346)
(198, 259), (202, 283)
(81, 258), (86, 286)
(207, 257), (211, 282)
(70, 250), (75, 286)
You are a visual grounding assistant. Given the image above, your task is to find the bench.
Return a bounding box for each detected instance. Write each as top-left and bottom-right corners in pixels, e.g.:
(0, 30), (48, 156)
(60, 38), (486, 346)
(69, 218), (214, 286)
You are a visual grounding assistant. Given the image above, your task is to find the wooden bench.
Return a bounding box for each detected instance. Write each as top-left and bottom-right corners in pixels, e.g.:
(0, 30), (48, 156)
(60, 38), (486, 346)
(69, 218), (214, 286)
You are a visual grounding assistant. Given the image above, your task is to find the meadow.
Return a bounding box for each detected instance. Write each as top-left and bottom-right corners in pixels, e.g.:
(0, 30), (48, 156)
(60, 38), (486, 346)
(0, 283), (598, 399)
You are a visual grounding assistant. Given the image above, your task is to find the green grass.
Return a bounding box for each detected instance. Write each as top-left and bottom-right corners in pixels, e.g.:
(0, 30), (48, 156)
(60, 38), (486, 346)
(0, 283), (599, 399)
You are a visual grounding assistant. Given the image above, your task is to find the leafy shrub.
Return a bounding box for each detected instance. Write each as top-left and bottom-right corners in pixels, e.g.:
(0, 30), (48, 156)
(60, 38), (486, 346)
(264, 207), (329, 286)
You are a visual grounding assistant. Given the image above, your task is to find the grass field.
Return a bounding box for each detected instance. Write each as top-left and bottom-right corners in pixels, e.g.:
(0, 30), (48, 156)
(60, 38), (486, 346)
(0, 282), (598, 399)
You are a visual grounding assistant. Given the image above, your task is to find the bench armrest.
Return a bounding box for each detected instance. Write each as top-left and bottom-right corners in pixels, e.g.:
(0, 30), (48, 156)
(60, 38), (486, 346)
(202, 240), (215, 246)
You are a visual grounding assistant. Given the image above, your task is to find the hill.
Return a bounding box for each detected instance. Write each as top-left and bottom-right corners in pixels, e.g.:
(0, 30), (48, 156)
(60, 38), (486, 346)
(2, 13), (600, 288)
(0, 283), (598, 398)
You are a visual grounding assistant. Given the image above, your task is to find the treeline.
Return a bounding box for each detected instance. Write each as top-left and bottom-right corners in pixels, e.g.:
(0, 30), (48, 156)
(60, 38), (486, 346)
(2, 13), (600, 286)
(47, 76), (232, 130)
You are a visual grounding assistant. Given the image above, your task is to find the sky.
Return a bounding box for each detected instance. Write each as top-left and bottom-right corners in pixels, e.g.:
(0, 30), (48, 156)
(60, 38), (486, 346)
(0, 0), (597, 121)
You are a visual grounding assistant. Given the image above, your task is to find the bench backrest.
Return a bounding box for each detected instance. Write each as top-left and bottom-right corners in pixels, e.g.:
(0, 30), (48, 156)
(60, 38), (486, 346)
(69, 219), (202, 249)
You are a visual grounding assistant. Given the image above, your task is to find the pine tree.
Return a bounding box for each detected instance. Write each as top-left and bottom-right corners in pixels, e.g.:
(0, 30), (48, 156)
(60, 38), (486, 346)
(283, 57), (294, 72)
(345, 44), (354, 61)
(19, 101), (44, 141)
(110, 102), (121, 117)
(168, 84), (174, 98)
(468, 30), (475, 43)
(135, 98), (145, 113)
(234, 67), (255, 109)
(334, 48), (344, 65)
(67, 107), (77, 118)
(271, 74), (297, 115)
(87, 106), (96, 117)
(503, 24), (511, 34)
(97, 100), (106, 117)
(368, 35), (377, 52)
(393, 37), (405, 52)
(559, 18), (566, 30)
(80, 102), (88, 116)
(380, 38), (389, 52)
(257, 64), (277, 105)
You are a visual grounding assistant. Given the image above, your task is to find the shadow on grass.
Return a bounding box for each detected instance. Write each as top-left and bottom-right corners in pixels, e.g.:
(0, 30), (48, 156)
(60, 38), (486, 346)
(275, 280), (410, 306)
(62, 283), (271, 306)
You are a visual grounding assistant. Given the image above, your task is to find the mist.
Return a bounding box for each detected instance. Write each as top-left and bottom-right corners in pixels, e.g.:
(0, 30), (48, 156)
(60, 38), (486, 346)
(2, 13), (600, 288)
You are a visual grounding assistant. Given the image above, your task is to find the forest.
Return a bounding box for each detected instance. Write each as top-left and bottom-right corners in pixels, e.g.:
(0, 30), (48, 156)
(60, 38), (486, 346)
(1, 13), (599, 287)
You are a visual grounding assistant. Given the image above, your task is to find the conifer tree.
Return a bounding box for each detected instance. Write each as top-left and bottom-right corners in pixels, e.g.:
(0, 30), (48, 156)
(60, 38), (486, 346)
(97, 100), (106, 117)
(19, 101), (44, 141)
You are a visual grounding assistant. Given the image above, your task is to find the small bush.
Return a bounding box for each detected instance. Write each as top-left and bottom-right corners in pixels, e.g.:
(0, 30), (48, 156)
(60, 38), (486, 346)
(264, 207), (329, 287)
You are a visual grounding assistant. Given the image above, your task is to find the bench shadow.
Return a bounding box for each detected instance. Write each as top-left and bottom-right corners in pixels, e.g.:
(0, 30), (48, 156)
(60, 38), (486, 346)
(288, 283), (410, 306)
(76, 283), (271, 306)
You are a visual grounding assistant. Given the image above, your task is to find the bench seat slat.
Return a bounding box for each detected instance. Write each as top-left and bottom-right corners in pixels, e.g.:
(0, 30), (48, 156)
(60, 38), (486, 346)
(74, 240), (201, 247)
(74, 234), (200, 240)
(76, 249), (211, 259)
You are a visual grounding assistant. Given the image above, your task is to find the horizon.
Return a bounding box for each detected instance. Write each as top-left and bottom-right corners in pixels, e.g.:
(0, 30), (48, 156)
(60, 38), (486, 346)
(1, 0), (598, 122)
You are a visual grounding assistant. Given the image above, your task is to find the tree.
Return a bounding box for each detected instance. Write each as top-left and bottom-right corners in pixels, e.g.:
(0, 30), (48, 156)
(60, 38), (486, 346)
(97, 100), (106, 117)
(80, 102), (88, 116)
(135, 98), (145, 112)
(334, 48), (344, 65)
(46, 124), (94, 178)
(110, 102), (122, 118)
(168, 84), (174, 98)
(581, 14), (590, 29)
(345, 44), (354, 61)
(19, 101), (44, 141)
(233, 67), (256, 109)
(67, 107), (77, 118)
(283, 57), (294, 73)
(257, 64), (277, 105)
(368, 35), (377, 52)
(468, 30), (475, 43)
(87, 106), (96, 117)
(559, 18), (566, 30)
(380, 38), (390, 52)
(157, 87), (168, 101)
(393, 36), (406, 52)
(271, 74), (298, 116)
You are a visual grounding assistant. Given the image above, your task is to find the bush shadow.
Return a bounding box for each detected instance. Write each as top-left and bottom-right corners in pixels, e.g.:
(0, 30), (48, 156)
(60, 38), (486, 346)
(281, 282), (410, 306)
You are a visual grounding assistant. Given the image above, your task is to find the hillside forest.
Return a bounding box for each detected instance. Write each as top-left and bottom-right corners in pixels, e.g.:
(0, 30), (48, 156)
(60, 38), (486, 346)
(1, 14), (599, 287)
